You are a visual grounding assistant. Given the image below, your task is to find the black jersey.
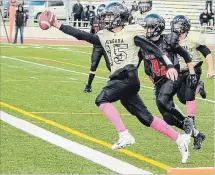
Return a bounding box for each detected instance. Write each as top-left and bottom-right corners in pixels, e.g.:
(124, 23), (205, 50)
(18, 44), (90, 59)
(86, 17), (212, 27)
(141, 33), (191, 84)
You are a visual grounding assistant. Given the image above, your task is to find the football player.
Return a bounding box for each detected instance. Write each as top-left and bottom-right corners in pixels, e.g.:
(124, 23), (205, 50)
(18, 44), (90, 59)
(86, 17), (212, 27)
(140, 13), (204, 149)
(171, 15), (214, 149)
(131, 0), (153, 24)
(83, 4), (111, 93)
(51, 2), (191, 163)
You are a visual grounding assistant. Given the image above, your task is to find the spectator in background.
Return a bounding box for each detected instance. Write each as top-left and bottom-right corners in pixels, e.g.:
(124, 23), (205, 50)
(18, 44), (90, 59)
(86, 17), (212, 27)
(209, 10), (214, 26)
(88, 5), (95, 22)
(13, 4), (27, 44)
(122, 1), (125, 4)
(86, 5), (95, 11)
(205, 0), (212, 13)
(81, 6), (89, 27)
(72, 0), (83, 27)
(131, 1), (138, 12)
(199, 9), (210, 26)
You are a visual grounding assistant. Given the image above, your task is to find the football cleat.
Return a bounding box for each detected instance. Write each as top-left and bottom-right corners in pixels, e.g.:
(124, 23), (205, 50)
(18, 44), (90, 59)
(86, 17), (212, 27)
(198, 80), (207, 99)
(112, 132), (135, 150)
(193, 132), (206, 150)
(183, 117), (194, 135)
(83, 84), (92, 93)
(177, 134), (191, 163)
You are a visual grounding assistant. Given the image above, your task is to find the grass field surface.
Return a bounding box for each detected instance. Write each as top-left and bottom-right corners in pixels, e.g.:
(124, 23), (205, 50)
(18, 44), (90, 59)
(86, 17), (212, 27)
(0, 43), (214, 174)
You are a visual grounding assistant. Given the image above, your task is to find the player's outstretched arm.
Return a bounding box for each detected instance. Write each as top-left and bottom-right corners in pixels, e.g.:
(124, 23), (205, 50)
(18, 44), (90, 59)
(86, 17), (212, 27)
(197, 45), (215, 79)
(134, 35), (178, 81)
(52, 17), (101, 46)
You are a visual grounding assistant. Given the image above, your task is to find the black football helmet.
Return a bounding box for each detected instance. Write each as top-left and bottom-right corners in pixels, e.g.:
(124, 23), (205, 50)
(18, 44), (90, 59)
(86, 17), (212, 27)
(100, 2), (129, 30)
(171, 15), (191, 35)
(138, 0), (152, 13)
(141, 13), (165, 39)
(97, 4), (106, 18)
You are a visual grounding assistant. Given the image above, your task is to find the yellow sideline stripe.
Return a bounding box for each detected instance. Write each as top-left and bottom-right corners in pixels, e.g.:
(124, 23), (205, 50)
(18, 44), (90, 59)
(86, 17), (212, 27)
(0, 101), (172, 170)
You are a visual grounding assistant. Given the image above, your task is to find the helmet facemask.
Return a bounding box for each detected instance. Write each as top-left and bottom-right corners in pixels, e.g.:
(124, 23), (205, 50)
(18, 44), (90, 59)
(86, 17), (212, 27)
(142, 19), (165, 39)
(144, 25), (161, 39)
(171, 16), (191, 35)
(171, 22), (185, 35)
(99, 2), (128, 30)
(100, 12), (122, 30)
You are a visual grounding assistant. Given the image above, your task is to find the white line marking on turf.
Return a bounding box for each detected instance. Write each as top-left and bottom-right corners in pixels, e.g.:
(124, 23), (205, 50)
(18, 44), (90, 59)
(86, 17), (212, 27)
(2, 56), (214, 104)
(1, 56), (107, 81)
(0, 111), (152, 174)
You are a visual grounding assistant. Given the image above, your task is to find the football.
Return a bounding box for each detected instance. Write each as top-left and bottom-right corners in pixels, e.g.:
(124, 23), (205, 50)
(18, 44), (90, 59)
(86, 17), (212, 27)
(39, 10), (55, 30)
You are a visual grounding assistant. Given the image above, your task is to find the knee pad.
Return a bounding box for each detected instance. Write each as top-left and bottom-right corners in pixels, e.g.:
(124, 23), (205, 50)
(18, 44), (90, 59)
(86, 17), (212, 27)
(157, 95), (172, 111)
(90, 62), (98, 72)
(185, 92), (195, 102)
(95, 90), (109, 107)
(135, 110), (154, 127)
(177, 94), (186, 104)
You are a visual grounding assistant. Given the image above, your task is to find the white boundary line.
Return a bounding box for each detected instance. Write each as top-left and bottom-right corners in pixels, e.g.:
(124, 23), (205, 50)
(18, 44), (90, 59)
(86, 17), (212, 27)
(0, 111), (152, 174)
(1, 55), (214, 104)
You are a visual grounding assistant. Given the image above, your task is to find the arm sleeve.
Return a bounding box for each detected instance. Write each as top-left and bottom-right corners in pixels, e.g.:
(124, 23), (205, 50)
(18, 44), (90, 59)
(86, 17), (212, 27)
(59, 24), (101, 46)
(196, 45), (211, 57)
(174, 46), (192, 63)
(134, 35), (174, 68)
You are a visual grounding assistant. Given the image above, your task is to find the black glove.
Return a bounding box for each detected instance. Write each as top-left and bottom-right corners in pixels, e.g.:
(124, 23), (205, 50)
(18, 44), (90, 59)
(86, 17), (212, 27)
(188, 74), (198, 89)
(163, 32), (180, 51)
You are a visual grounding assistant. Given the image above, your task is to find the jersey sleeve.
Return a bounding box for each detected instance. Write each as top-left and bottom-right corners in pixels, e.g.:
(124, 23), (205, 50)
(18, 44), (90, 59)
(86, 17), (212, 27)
(59, 24), (101, 46)
(193, 32), (206, 47)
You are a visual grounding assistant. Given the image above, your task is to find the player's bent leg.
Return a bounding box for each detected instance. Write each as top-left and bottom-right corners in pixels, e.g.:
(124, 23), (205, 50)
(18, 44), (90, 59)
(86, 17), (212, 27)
(84, 71), (95, 93)
(96, 91), (135, 150)
(196, 80), (207, 99)
(95, 69), (140, 150)
(121, 94), (191, 163)
(150, 116), (191, 163)
(162, 112), (184, 130)
(177, 83), (186, 105)
(84, 46), (103, 93)
(185, 73), (206, 149)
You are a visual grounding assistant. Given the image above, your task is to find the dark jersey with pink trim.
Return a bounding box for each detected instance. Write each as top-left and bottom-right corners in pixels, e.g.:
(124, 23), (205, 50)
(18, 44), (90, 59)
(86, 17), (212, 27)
(141, 34), (182, 84)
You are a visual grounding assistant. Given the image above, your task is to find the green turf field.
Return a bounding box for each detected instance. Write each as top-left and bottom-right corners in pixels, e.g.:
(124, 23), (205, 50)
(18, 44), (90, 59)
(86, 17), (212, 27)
(0, 43), (214, 174)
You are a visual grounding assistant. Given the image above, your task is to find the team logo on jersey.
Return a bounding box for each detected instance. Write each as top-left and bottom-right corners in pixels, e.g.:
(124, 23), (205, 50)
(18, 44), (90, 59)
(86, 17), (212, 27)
(105, 39), (124, 44)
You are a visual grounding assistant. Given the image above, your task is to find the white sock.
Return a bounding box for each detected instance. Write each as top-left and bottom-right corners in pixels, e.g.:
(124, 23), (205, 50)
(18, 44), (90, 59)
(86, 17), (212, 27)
(119, 129), (129, 137)
(175, 134), (181, 145)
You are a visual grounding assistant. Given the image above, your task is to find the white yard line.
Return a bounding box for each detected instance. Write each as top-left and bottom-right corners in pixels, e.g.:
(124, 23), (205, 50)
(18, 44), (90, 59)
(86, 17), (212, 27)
(2, 55), (214, 104)
(0, 111), (151, 174)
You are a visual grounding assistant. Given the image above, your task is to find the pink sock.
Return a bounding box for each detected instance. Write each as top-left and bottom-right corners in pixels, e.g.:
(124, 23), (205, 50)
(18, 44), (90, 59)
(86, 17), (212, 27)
(186, 100), (196, 117)
(99, 103), (126, 133)
(150, 117), (179, 141)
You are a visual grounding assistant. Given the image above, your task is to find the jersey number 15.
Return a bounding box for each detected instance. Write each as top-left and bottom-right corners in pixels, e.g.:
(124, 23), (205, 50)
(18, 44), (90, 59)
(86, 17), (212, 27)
(105, 44), (128, 66)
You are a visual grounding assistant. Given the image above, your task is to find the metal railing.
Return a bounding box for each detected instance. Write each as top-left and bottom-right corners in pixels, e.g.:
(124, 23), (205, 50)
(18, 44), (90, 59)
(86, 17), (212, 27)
(1, 17), (215, 34)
